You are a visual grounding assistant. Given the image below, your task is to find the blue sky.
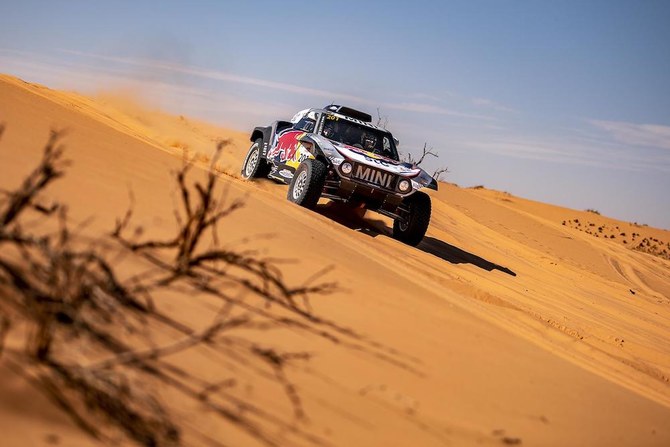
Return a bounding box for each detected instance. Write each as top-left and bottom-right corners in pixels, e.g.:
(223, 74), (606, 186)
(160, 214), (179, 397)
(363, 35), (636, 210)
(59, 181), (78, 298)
(1, 1), (669, 228)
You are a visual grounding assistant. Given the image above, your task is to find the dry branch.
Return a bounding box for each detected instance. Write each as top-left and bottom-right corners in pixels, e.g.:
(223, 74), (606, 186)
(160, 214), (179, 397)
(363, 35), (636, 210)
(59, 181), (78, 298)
(0, 129), (68, 227)
(433, 166), (450, 180)
(402, 142), (449, 180)
(376, 107), (389, 129)
(0, 126), (418, 446)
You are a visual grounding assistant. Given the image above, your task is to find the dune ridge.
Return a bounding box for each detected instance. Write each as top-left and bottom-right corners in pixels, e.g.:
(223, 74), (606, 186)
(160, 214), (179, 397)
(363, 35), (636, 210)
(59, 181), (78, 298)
(1, 74), (669, 446)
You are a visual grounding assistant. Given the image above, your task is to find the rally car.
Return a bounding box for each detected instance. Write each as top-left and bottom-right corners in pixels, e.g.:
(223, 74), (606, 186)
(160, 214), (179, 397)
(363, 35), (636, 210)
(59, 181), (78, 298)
(240, 105), (438, 246)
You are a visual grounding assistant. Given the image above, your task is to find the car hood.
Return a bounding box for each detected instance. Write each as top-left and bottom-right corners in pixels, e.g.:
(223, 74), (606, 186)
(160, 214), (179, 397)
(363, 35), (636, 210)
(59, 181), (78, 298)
(309, 134), (438, 191)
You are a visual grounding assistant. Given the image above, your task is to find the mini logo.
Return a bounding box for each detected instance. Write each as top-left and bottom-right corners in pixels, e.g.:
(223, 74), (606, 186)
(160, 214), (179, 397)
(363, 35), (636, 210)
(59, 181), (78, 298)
(354, 165), (394, 189)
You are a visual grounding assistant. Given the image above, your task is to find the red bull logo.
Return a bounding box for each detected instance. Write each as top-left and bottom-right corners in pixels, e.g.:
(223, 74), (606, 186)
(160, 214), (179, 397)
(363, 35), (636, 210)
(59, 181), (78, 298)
(268, 130), (305, 162)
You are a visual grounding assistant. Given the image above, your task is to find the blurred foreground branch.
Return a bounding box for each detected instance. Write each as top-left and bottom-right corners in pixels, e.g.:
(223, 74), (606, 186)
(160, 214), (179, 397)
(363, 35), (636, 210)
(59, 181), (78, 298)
(0, 131), (338, 446)
(0, 127), (420, 446)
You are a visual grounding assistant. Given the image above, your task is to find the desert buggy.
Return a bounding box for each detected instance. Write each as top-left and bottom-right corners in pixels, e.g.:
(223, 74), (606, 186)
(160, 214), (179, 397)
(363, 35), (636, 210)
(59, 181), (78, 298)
(241, 105), (438, 246)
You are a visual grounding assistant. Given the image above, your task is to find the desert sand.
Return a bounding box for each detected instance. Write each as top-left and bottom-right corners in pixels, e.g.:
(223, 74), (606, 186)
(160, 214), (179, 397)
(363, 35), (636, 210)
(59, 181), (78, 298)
(1, 74), (669, 446)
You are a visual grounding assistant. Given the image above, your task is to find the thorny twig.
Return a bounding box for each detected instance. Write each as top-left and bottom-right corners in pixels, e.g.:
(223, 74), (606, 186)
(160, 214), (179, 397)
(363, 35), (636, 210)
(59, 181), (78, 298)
(0, 127), (419, 446)
(403, 142), (449, 181)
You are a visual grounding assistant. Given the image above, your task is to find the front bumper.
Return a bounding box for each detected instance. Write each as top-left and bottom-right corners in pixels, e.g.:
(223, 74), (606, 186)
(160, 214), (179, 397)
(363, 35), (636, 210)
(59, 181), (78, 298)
(322, 177), (405, 219)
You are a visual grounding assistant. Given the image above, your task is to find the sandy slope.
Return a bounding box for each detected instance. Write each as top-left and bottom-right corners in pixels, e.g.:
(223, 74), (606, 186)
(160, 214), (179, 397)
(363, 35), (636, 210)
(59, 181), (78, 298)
(1, 74), (669, 446)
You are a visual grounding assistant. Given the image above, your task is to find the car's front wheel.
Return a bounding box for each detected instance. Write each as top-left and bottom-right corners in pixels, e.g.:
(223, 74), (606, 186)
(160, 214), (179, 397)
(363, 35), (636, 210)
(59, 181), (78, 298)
(393, 191), (431, 246)
(287, 159), (327, 209)
(241, 139), (270, 179)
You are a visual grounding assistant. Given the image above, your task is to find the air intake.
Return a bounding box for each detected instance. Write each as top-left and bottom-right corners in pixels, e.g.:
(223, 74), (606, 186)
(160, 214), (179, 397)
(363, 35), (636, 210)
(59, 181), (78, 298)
(324, 105), (373, 123)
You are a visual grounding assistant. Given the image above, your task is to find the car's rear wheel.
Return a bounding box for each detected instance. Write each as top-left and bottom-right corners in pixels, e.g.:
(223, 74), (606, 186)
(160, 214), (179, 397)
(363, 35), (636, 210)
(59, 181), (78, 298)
(287, 159), (327, 209)
(393, 191), (431, 246)
(241, 139), (270, 179)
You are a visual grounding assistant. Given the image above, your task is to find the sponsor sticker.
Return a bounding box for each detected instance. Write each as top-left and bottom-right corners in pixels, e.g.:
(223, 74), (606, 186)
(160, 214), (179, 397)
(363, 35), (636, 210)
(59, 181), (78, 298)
(267, 130), (306, 162)
(352, 164), (396, 190)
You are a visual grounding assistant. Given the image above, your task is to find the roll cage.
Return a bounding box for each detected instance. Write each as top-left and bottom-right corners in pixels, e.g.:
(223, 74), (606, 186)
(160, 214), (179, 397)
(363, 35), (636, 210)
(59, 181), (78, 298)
(290, 109), (399, 161)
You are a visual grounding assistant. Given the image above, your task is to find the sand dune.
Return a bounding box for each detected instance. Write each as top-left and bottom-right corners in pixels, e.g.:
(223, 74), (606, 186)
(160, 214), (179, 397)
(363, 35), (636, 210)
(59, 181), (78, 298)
(1, 74), (669, 446)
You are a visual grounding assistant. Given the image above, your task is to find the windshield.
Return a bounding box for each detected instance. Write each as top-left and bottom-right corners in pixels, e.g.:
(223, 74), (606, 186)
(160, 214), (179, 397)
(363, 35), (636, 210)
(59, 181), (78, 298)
(320, 114), (399, 161)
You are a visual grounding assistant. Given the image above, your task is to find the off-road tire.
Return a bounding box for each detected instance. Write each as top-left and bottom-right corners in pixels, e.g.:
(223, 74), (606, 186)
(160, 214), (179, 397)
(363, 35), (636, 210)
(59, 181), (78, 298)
(287, 159), (327, 209)
(393, 191), (431, 246)
(241, 139), (270, 179)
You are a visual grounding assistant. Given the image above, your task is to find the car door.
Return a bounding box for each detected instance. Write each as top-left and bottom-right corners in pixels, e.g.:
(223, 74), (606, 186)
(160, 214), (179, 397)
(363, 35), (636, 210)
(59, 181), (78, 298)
(267, 117), (316, 180)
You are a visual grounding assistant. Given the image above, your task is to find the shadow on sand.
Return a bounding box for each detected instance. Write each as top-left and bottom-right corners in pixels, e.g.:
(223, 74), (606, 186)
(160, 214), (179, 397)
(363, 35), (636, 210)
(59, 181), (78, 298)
(314, 203), (516, 277)
(419, 237), (517, 276)
(315, 202), (388, 238)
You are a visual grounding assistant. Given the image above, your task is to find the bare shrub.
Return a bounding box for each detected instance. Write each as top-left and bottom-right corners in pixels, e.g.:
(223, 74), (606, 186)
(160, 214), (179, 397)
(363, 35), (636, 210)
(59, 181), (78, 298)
(374, 110), (449, 180)
(165, 139), (189, 152)
(0, 128), (415, 446)
(193, 151), (210, 164)
(402, 142), (450, 180)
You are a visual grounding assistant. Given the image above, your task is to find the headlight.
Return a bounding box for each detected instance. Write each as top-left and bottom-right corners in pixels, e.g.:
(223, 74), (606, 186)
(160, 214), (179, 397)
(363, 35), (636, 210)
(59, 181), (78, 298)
(341, 162), (353, 175)
(398, 179), (411, 192)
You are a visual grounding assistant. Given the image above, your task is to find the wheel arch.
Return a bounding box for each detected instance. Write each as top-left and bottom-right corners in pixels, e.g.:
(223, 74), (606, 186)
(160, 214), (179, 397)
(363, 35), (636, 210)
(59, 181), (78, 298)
(299, 134), (333, 168)
(250, 126), (270, 144)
